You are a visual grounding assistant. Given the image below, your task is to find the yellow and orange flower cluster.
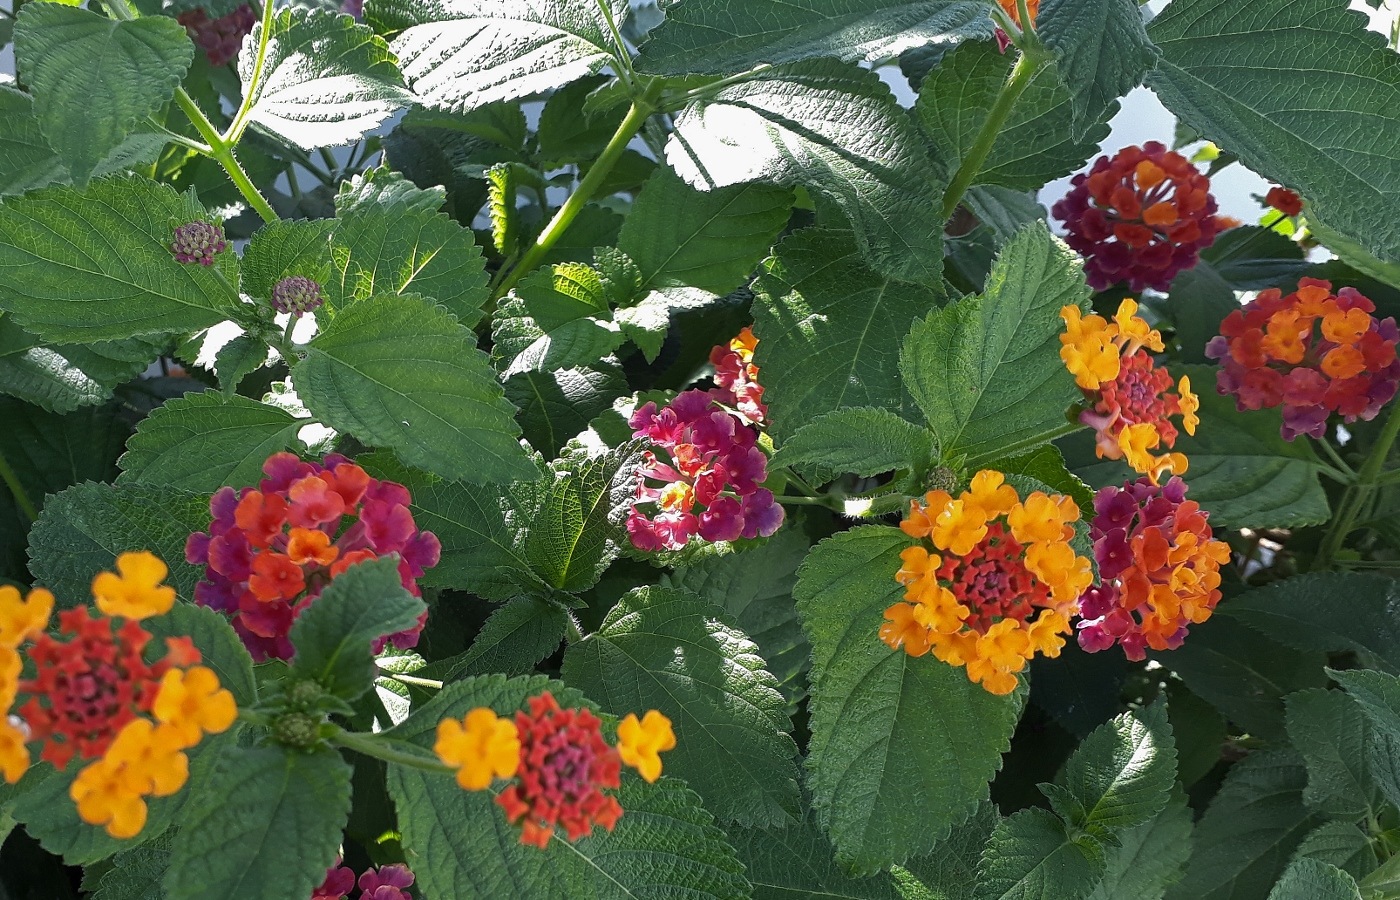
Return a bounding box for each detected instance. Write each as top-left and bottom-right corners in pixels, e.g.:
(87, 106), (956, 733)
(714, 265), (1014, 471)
(997, 0), (1039, 28)
(1061, 300), (1199, 484)
(1, 552), (236, 838)
(881, 471), (1093, 695)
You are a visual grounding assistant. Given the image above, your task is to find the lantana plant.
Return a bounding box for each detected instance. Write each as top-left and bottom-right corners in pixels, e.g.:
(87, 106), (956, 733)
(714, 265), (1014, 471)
(3, 0), (1400, 897)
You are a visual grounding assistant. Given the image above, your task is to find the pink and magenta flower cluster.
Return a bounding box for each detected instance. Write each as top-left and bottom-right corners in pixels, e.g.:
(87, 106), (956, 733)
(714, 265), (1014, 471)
(313, 862), (415, 900)
(185, 453), (440, 662)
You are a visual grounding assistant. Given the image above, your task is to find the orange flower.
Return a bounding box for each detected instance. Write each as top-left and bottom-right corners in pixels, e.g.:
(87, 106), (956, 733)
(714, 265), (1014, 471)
(286, 527), (339, 567)
(152, 666), (238, 749)
(0, 716), (29, 784)
(91, 552), (176, 621)
(435, 708), (521, 791)
(616, 710), (676, 783)
(997, 0), (1039, 27)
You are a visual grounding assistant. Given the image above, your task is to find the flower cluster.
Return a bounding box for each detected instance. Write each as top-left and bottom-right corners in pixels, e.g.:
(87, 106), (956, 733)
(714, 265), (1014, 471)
(881, 472), (1094, 695)
(1207, 278), (1400, 440)
(1061, 299), (1198, 483)
(1076, 477), (1230, 660)
(177, 5), (257, 68)
(313, 861), (415, 900)
(1265, 186), (1303, 217)
(170, 221), (227, 267)
(997, 0), (1038, 27)
(1053, 142), (1230, 291)
(272, 276), (325, 317)
(1, 553), (236, 838)
(434, 693), (675, 849)
(186, 452), (441, 662)
(627, 330), (783, 551)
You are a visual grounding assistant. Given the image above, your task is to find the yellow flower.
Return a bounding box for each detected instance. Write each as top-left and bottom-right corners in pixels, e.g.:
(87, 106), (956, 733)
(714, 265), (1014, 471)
(0, 586), (53, 648)
(1112, 299), (1164, 353)
(1059, 305), (1120, 390)
(152, 666), (238, 749)
(616, 710), (676, 783)
(932, 499), (989, 557)
(1178, 376), (1200, 435)
(1007, 492), (1078, 545)
(0, 645), (19, 712)
(71, 756), (149, 840)
(0, 716), (29, 784)
(92, 552), (176, 621)
(435, 708), (520, 791)
(104, 719), (190, 799)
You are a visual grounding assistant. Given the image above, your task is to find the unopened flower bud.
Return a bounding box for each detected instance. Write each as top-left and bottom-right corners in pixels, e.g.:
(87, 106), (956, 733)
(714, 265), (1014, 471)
(171, 221), (227, 266)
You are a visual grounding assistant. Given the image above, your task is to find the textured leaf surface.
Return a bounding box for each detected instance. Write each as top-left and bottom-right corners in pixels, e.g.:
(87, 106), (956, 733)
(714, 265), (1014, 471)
(1227, 573), (1400, 674)
(522, 445), (637, 594)
(667, 60), (943, 284)
(1052, 700), (1177, 837)
(753, 228), (940, 442)
(1267, 858), (1363, 900)
(1332, 668), (1400, 746)
(1293, 822), (1378, 883)
(0, 317), (138, 413)
(15, 3), (192, 182)
(118, 391), (305, 493)
(562, 586), (801, 827)
(89, 839), (171, 900)
(797, 526), (1023, 871)
(898, 802), (999, 900)
(727, 812), (904, 900)
(1285, 689), (1377, 819)
(239, 219), (334, 301)
(506, 363), (627, 458)
(900, 222), (1088, 461)
(446, 597), (569, 679)
(1037, 0), (1158, 134)
(974, 807), (1105, 900)
(773, 407), (933, 478)
(1148, 0), (1400, 266)
(493, 265), (623, 378)
(0, 85), (66, 196)
(0, 177), (241, 344)
(1087, 791), (1193, 900)
(294, 293), (534, 483)
(241, 9), (409, 149)
(144, 601), (258, 707)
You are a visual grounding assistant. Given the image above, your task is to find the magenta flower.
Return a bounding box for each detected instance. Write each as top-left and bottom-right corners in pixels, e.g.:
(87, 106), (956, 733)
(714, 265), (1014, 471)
(170, 221), (227, 267)
(358, 864), (415, 900)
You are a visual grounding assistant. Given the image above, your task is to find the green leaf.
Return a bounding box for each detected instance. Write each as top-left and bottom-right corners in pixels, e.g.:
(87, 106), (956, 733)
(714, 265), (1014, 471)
(1292, 822), (1378, 884)
(506, 363), (628, 459)
(917, 41), (1110, 192)
(614, 286), (715, 362)
(1050, 700), (1177, 838)
(0, 397), (127, 511)
(796, 526), (1024, 871)
(445, 597), (569, 679)
(900, 222), (1088, 462)
(773, 407), (933, 478)
(667, 59), (944, 284)
(144, 601), (258, 707)
(535, 75), (626, 166)
(289, 556), (426, 701)
(1331, 668), (1400, 747)
(898, 801), (1000, 900)
(561, 585), (801, 827)
(164, 746), (351, 900)
(1268, 858), (1363, 900)
(522, 445), (638, 593)
(27, 481), (210, 609)
(637, 0), (992, 74)
(0, 176), (242, 344)
(1227, 573), (1400, 674)
(88, 838), (171, 900)
(1147, 0), (1400, 267)
(727, 811), (905, 900)
(974, 807), (1106, 900)
(117, 391), (306, 493)
(1166, 751), (1324, 900)
(1087, 790), (1193, 900)
(385, 674), (751, 899)
(994, 445), (1095, 521)
(668, 527), (814, 712)
(213, 334), (270, 396)
(493, 265), (624, 378)
(486, 162), (518, 256)
(294, 293), (534, 483)
(239, 219), (334, 301)
(1163, 365), (1331, 530)
(240, 9), (408, 149)
(1037, 0), (1158, 135)
(753, 228), (941, 442)
(0, 317), (133, 413)
(336, 165), (448, 215)
(0, 85), (67, 197)
(1285, 689), (1377, 819)
(390, 0), (620, 113)
(617, 168), (792, 294)
(15, 2), (192, 182)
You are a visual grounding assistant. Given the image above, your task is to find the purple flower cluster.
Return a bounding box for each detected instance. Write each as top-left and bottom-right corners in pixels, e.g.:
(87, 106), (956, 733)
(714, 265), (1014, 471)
(170, 221), (227, 267)
(272, 276), (325, 317)
(177, 5), (257, 68)
(313, 862), (415, 900)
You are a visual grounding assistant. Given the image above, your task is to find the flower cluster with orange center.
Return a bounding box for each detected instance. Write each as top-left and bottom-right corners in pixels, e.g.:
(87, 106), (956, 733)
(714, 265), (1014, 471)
(186, 452), (440, 661)
(434, 693), (675, 849)
(1053, 142), (1230, 292)
(1061, 299), (1199, 484)
(1076, 477), (1231, 661)
(1, 552), (236, 838)
(880, 472), (1094, 695)
(1206, 277), (1400, 441)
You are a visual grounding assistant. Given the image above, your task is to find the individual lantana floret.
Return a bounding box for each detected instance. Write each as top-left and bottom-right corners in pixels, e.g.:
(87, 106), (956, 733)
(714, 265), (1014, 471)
(1053, 142), (1231, 291)
(1265, 186), (1303, 218)
(185, 452), (441, 661)
(435, 694), (675, 849)
(313, 861), (417, 900)
(177, 4), (257, 68)
(628, 330), (783, 551)
(1076, 476), (1231, 661)
(271, 276), (325, 317)
(1206, 278), (1400, 440)
(881, 471), (1094, 696)
(993, 0), (1038, 51)
(170, 220), (227, 267)
(1061, 300), (1197, 484)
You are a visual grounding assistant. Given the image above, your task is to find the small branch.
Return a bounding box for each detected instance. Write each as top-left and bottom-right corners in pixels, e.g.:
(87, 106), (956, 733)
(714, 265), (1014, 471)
(0, 449), (38, 524)
(389, 673), (444, 690)
(1314, 400), (1400, 569)
(222, 0), (278, 147)
(329, 727), (455, 775)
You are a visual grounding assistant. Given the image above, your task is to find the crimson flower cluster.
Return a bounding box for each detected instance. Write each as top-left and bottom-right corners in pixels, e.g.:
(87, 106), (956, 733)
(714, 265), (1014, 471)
(627, 329), (782, 551)
(1053, 142), (1230, 291)
(177, 5), (257, 68)
(185, 452), (440, 661)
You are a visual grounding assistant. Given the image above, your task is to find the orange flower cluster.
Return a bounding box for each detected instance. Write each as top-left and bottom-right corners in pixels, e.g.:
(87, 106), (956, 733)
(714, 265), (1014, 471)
(880, 472), (1093, 695)
(1061, 300), (1199, 484)
(997, 0), (1039, 27)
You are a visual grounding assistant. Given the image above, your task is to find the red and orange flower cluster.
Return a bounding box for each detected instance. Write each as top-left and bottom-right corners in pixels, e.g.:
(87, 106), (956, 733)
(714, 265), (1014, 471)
(186, 452), (440, 661)
(627, 329), (783, 551)
(880, 472), (1093, 695)
(434, 693), (675, 848)
(1207, 278), (1400, 440)
(1, 552), (236, 838)
(1061, 299), (1199, 484)
(1053, 142), (1230, 292)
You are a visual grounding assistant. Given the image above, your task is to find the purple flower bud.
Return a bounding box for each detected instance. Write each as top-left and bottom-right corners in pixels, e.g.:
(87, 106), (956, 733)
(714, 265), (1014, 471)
(271, 276), (324, 317)
(171, 221), (227, 266)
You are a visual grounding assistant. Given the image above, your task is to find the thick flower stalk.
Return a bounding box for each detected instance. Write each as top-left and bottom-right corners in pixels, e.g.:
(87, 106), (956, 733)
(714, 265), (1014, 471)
(0, 553), (236, 838)
(177, 5), (257, 68)
(434, 694), (674, 849)
(628, 329), (783, 551)
(1053, 142), (1230, 291)
(881, 471), (1094, 695)
(1076, 477), (1231, 660)
(186, 452), (441, 661)
(1206, 278), (1400, 440)
(1061, 299), (1198, 484)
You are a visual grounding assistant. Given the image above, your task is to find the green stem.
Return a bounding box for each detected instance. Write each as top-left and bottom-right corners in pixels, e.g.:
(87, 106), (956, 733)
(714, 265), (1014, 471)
(492, 99), (654, 301)
(563, 614), (584, 645)
(329, 727), (456, 775)
(1315, 400), (1400, 569)
(1317, 433), (1358, 481)
(940, 50), (1045, 221)
(964, 419), (1082, 470)
(775, 494), (838, 508)
(389, 673), (444, 690)
(0, 449), (37, 524)
(222, 0), (277, 147)
(594, 0), (635, 87)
